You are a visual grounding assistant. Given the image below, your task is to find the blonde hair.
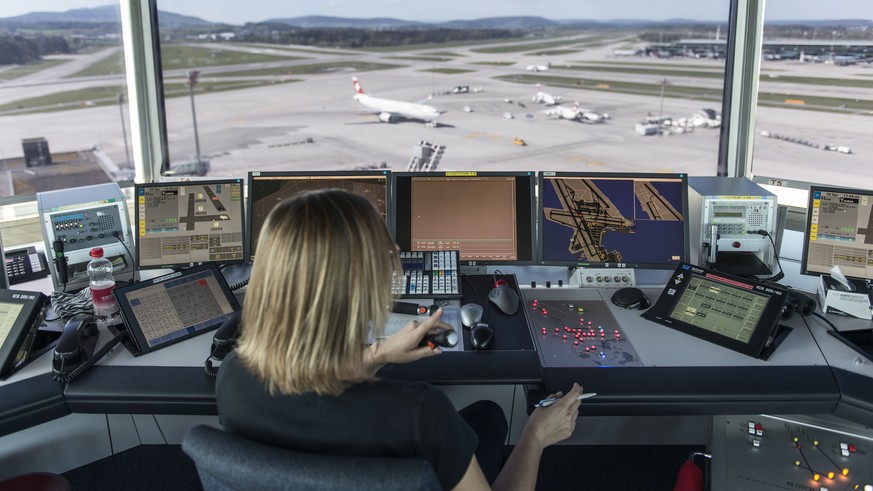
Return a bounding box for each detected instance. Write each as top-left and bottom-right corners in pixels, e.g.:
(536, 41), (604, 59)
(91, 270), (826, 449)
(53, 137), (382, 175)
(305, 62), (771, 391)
(236, 189), (399, 396)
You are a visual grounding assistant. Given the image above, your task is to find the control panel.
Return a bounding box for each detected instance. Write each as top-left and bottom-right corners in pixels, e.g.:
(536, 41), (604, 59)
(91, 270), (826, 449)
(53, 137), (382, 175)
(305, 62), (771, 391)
(570, 268), (636, 288)
(520, 288), (642, 368)
(392, 250), (461, 299)
(711, 414), (872, 491)
(48, 205), (126, 252)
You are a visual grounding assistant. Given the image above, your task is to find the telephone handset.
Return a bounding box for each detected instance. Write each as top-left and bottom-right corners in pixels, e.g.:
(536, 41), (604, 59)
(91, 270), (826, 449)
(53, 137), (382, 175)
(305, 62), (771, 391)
(52, 313), (128, 383)
(205, 310), (241, 377)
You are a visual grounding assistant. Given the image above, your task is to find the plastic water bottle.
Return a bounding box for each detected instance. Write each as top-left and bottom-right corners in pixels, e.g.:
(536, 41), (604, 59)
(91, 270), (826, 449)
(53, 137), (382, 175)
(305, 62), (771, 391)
(88, 247), (121, 328)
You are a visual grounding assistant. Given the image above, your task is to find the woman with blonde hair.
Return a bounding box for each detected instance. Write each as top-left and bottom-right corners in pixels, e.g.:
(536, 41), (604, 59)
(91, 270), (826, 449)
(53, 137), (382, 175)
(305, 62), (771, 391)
(217, 189), (582, 490)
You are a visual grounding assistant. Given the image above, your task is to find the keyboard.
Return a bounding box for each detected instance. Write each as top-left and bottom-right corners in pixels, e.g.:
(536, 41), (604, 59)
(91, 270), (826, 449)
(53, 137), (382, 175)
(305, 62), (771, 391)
(392, 251), (461, 299)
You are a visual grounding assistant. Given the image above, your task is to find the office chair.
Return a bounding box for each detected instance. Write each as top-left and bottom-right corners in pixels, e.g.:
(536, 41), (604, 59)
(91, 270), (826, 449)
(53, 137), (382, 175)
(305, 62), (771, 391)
(181, 425), (442, 491)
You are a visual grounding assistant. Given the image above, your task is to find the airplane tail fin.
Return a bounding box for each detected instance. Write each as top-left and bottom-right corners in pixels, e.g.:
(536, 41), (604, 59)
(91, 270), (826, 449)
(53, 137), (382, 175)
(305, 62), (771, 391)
(352, 77), (364, 95)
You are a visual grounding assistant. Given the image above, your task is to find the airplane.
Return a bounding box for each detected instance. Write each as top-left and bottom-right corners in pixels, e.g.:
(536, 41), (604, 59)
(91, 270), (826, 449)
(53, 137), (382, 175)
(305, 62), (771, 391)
(525, 63), (550, 72)
(352, 77), (443, 127)
(544, 103), (607, 124)
(532, 84), (561, 105)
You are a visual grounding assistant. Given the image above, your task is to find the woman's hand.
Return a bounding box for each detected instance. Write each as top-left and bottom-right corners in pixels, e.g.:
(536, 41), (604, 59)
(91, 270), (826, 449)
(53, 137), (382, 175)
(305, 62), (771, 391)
(523, 383), (583, 448)
(365, 307), (452, 373)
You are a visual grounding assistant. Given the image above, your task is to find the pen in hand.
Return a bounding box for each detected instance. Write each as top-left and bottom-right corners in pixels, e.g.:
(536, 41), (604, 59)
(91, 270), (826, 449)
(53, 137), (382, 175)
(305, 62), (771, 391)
(535, 392), (597, 408)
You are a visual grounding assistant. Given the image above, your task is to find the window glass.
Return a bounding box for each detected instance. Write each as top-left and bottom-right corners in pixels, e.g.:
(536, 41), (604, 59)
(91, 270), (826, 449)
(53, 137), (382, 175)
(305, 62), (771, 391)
(754, 1), (873, 190)
(154, 1), (729, 178)
(0, 2), (133, 199)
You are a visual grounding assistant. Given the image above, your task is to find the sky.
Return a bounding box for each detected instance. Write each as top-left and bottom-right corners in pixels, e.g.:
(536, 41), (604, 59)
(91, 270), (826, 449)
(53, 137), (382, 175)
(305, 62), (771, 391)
(0, 0), (871, 24)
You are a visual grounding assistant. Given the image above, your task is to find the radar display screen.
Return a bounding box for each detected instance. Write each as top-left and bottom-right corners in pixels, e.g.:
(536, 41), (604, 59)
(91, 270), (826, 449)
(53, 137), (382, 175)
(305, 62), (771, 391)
(136, 179), (245, 269)
(392, 171), (536, 265)
(538, 172), (689, 269)
(644, 263), (788, 359)
(247, 171), (389, 263)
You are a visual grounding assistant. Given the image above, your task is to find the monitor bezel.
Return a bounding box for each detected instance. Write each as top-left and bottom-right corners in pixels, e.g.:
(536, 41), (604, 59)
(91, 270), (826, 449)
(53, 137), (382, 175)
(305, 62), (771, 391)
(391, 171), (537, 266)
(135, 178), (246, 270)
(537, 171), (690, 269)
(800, 184), (873, 281)
(246, 170), (391, 264)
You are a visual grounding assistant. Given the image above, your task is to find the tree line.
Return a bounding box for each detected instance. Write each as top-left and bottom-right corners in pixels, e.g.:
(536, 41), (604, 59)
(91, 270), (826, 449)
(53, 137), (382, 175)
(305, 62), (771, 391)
(234, 25), (520, 48)
(0, 35), (70, 65)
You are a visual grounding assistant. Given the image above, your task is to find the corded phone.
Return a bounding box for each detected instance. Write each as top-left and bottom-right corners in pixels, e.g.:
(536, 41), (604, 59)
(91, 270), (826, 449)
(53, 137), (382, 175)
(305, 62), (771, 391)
(5, 246), (50, 285)
(52, 313), (128, 383)
(205, 310), (241, 377)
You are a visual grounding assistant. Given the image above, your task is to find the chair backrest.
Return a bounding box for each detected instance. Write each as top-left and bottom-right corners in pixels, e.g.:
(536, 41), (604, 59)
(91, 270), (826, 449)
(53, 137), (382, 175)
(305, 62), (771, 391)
(181, 425), (443, 491)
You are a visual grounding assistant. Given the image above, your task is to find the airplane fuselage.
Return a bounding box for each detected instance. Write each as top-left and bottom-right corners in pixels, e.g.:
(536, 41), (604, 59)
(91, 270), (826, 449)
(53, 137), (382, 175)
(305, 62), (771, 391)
(354, 93), (442, 123)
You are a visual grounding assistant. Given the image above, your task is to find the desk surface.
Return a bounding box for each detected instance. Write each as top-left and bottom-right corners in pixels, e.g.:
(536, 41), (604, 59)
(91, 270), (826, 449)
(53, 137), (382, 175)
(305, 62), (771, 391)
(2, 272), (873, 438)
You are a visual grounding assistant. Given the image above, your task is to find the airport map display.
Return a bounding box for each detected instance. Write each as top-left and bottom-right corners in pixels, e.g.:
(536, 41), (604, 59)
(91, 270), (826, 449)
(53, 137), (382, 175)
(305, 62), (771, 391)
(137, 182), (244, 268)
(540, 176), (686, 266)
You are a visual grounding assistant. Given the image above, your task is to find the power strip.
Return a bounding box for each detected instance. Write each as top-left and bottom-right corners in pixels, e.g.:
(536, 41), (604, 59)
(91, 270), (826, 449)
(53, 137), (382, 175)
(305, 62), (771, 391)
(570, 268), (636, 288)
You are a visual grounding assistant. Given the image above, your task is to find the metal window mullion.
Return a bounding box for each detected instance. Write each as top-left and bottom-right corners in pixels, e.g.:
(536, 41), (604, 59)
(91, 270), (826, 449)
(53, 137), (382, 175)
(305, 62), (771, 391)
(719, 0), (765, 178)
(120, 0), (166, 183)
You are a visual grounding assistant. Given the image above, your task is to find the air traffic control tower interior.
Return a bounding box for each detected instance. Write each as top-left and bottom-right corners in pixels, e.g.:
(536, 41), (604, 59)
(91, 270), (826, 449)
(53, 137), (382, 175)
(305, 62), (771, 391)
(1, 1), (873, 490)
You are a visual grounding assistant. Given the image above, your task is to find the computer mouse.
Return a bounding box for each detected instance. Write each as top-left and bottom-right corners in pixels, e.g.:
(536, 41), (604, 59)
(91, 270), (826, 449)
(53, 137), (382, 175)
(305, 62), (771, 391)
(488, 280), (519, 316)
(460, 303), (484, 328)
(470, 322), (494, 350)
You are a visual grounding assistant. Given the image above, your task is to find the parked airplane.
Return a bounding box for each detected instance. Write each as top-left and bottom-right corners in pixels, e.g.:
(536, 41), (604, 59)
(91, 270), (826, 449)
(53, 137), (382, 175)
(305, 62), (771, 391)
(352, 77), (442, 126)
(532, 84), (561, 105)
(545, 103), (607, 123)
(526, 63), (551, 72)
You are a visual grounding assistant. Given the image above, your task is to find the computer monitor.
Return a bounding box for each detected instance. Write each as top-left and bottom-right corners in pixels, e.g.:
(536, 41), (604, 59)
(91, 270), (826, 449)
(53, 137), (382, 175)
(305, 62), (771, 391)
(392, 171), (536, 265)
(538, 172), (689, 268)
(801, 185), (873, 281)
(247, 171), (390, 263)
(135, 179), (245, 269)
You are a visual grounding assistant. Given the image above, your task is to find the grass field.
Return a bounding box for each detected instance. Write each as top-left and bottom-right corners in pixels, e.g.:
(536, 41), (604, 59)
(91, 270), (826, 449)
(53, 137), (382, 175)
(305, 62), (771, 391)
(0, 59), (69, 81)
(388, 56), (452, 62)
(417, 68), (476, 74)
(207, 61), (403, 77)
(66, 50), (124, 78)
(0, 79), (299, 116)
(469, 61), (516, 66)
(471, 39), (581, 54)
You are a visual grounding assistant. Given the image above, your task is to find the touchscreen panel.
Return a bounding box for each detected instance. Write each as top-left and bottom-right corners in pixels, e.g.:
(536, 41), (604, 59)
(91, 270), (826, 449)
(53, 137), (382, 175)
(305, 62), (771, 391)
(644, 263), (788, 359)
(114, 263), (239, 355)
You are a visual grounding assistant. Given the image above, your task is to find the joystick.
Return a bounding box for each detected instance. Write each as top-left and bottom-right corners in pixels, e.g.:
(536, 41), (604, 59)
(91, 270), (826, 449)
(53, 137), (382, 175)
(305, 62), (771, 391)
(422, 329), (459, 348)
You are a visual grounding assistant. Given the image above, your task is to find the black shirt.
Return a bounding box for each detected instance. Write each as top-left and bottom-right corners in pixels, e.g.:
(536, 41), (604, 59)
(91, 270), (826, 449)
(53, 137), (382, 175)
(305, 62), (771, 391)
(216, 351), (478, 490)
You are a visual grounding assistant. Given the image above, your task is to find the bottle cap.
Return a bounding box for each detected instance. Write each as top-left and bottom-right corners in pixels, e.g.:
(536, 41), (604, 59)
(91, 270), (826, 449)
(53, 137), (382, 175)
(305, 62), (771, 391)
(90, 247), (104, 258)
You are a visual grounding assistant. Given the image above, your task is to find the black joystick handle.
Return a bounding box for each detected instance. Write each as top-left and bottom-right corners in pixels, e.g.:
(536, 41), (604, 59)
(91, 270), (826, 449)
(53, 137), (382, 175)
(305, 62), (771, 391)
(422, 330), (459, 348)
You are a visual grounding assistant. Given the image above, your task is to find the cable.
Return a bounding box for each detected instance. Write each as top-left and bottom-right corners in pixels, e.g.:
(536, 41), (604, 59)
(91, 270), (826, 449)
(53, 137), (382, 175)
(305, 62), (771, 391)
(112, 231), (133, 264)
(229, 277), (249, 291)
(53, 330), (129, 384)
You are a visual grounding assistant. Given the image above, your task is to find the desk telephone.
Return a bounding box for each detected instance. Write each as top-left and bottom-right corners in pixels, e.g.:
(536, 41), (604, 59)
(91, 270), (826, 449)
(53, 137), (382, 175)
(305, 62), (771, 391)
(205, 310), (241, 377)
(52, 313), (128, 383)
(5, 246), (50, 285)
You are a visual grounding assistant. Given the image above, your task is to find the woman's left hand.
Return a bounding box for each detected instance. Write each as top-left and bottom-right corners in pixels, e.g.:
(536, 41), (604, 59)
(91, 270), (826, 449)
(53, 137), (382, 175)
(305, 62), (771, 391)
(366, 307), (452, 371)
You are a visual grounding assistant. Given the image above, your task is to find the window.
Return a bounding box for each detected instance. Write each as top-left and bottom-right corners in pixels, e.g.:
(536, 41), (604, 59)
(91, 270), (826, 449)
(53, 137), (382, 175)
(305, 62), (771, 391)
(0, 2), (133, 199)
(153, 1), (730, 178)
(753, 1), (873, 191)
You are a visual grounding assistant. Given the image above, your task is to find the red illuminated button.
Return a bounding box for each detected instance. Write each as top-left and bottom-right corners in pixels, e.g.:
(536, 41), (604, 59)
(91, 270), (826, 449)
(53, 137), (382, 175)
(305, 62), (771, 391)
(733, 241), (742, 248)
